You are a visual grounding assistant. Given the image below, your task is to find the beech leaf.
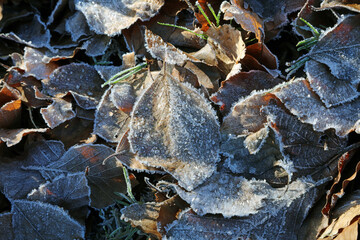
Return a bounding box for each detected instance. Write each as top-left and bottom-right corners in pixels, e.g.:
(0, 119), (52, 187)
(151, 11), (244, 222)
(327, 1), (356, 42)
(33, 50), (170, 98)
(129, 67), (220, 191)
(0, 212), (14, 240)
(40, 98), (76, 129)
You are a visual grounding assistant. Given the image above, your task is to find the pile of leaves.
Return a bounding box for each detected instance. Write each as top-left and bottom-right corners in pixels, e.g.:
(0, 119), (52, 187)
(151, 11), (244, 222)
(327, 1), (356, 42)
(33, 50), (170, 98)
(0, 0), (360, 239)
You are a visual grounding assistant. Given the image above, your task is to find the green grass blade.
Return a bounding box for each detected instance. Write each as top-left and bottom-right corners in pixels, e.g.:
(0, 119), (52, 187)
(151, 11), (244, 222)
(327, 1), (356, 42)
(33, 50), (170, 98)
(196, 1), (213, 27)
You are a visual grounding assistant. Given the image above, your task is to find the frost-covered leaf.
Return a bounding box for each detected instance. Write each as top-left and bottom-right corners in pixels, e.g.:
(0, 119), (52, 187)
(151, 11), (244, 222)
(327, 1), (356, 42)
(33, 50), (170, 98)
(42, 63), (105, 109)
(43, 144), (135, 208)
(27, 173), (90, 222)
(12, 200), (85, 239)
(144, 28), (199, 65)
(0, 14), (51, 48)
(75, 0), (165, 36)
(264, 104), (347, 179)
(110, 83), (136, 113)
(221, 0), (264, 42)
(24, 140), (66, 167)
(221, 90), (276, 136)
(206, 24), (246, 73)
(40, 98), (76, 129)
(94, 87), (131, 143)
(211, 70), (282, 114)
(168, 178), (318, 239)
(0, 161), (45, 199)
(0, 212), (14, 240)
(81, 34), (112, 57)
(273, 79), (360, 136)
(319, 0), (360, 13)
(0, 128), (48, 147)
(0, 96), (21, 129)
(65, 11), (90, 42)
(305, 15), (360, 106)
(129, 68), (220, 191)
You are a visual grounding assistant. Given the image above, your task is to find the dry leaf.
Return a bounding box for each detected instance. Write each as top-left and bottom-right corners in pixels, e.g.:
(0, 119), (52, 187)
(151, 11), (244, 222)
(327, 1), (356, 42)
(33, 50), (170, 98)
(129, 67), (220, 191)
(319, 0), (360, 12)
(0, 212), (14, 240)
(75, 0), (165, 36)
(40, 98), (76, 129)
(0, 84), (21, 129)
(0, 128), (48, 147)
(65, 11), (90, 42)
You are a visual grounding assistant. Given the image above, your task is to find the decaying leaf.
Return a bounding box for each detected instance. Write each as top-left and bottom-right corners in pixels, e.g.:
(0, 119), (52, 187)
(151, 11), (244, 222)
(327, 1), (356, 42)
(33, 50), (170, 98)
(211, 70), (282, 114)
(27, 173), (90, 222)
(41, 144), (135, 208)
(319, 0), (360, 13)
(65, 11), (91, 42)
(273, 79), (360, 136)
(12, 200), (85, 239)
(0, 84), (21, 128)
(75, 0), (165, 36)
(167, 178), (318, 239)
(0, 212), (14, 240)
(145, 28), (199, 65)
(129, 67), (220, 191)
(40, 98), (76, 129)
(94, 87), (131, 143)
(0, 128), (48, 147)
(42, 63), (105, 110)
(305, 15), (360, 106)
(220, 0), (264, 42)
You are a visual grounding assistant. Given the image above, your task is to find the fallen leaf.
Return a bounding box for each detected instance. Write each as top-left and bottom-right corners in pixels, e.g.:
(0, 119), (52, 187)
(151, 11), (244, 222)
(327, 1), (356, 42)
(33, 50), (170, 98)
(0, 128), (48, 147)
(129, 66), (220, 191)
(0, 212), (14, 240)
(94, 87), (131, 143)
(75, 0), (165, 36)
(40, 98), (76, 129)
(211, 70), (282, 114)
(27, 173), (90, 223)
(0, 84), (21, 129)
(273, 78), (360, 136)
(65, 11), (91, 42)
(42, 144), (136, 208)
(319, 0), (360, 13)
(305, 15), (360, 106)
(81, 34), (112, 57)
(220, 0), (264, 42)
(12, 200), (85, 239)
(42, 63), (105, 110)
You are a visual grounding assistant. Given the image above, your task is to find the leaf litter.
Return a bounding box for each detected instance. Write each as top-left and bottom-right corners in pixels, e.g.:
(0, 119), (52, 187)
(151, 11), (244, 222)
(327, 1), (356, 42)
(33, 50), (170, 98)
(0, 0), (360, 239)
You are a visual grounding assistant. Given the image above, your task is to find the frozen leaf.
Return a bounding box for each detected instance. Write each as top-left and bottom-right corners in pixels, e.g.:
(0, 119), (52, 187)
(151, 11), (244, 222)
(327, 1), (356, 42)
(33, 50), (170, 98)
(65, 11), (90, 42)
(264, 104), (347, 179)
(94, 65), (123, 82)
(211, 70), (282, 114)
(40, 98), (76, 129)
(220, 0), (264, 42)
(94, 87), (131, 143)
(0, 128), (48, 147)
(12, 200), (85, 239)
(221, 90), (277, 136)
(81, 34), (112, 57)
(244, 43), (279, 73)
(273, 79), (360, 136)
(129, 68), (220, 191)
(206, 24), (246, 73)
(75, 0), (165, 36)
(0, 212), (14, 240)
(0, 86), (21, 128)
(0, 161), (45, 199)
(43, 144), (135, 208)
(23, 140), (65, 167)
(145, 28), (199, 65)
(0, 14), (51, 48)
(110, 83), (136, 113)
(42, 63), (105, 109)
(20, 47), (59, 80)
(320, 0), (360, 13)
(115, 130), (162, 173)
(27, 173), (90, 222)
(306, 60), (359, 107)
(305, 15), (360, 106)
(167, 178), (318, 239)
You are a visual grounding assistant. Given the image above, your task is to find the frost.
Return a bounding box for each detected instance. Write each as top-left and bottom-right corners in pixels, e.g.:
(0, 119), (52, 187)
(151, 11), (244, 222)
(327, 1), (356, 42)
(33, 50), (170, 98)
(40, 98), (76, 129)
(129, 68), (220, 191)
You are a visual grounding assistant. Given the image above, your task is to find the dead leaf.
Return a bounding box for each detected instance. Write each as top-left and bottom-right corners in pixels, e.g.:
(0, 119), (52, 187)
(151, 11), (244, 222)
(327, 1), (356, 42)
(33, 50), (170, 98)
(220, 0), (264, 42)
(94, 87), (131, 143)
(211, 70), (282, 114)
(0, 128), (48, 147)
(75, 0), (165, 36)
(65, 11), (90, 42)
(273, 78), (360, 136)
(0, 84), (21, 129)
(42, 63), (105, 110)
(305, 15), (360, 106)
(40, 98), (76, 129)
(129, 67), (220, 191)
(319, 0), (360, 12)
(12, 200), (85, 239)
(81, 34), (112, 57)
(0, 212), (14, 240)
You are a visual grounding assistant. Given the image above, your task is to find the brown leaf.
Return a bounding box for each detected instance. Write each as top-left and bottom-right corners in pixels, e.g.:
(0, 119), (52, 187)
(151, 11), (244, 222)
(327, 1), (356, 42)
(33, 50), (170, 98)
(211, 70), (282, 114)
(305, 15), (360, 107)
(319, 0), (360, 13)
(0, 84), (21, 129)
(75, 0), (165, 36)
(273, 79), (360, 136)
(42, 63), (105, 109)
(65, 11), (91, 42)
(220, 0), (264, 42)
(0, 128), (48, 147)
(40, 98), (76, 129)
(129, 67), (220, 191)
